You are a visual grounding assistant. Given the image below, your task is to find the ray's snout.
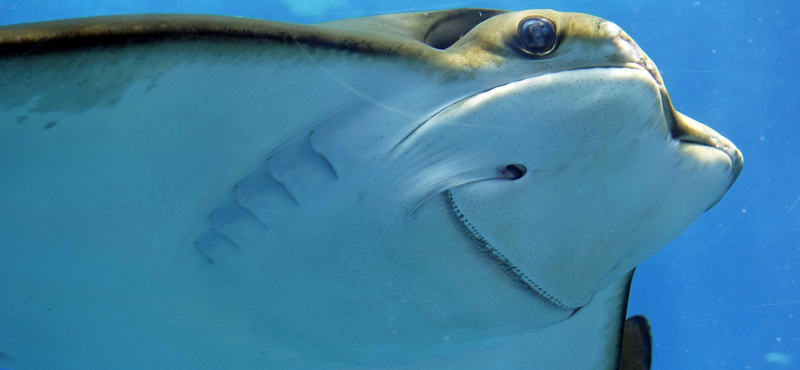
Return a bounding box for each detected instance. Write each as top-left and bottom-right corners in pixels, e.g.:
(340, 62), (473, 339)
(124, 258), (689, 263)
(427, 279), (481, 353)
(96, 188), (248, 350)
(601, 19), (743, 209)
(668, 110), (744, 210)
(670, 111), (743, 179)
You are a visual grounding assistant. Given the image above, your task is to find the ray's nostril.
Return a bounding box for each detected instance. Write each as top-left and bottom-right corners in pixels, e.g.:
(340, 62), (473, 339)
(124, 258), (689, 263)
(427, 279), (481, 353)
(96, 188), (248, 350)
(501, 164), (527, 180)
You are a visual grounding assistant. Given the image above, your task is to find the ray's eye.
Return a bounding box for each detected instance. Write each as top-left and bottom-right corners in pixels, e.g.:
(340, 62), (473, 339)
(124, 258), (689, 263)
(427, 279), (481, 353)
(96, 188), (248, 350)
(517, 17), (557, 56)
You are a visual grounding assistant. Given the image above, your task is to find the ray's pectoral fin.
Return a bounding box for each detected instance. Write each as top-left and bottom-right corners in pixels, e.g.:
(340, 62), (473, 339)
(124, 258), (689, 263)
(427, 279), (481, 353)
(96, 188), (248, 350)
(619, 315), (653, 370)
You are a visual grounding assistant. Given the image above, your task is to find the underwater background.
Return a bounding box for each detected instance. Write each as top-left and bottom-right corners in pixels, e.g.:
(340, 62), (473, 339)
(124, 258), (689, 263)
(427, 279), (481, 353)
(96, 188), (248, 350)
(0, 0), (796, 369)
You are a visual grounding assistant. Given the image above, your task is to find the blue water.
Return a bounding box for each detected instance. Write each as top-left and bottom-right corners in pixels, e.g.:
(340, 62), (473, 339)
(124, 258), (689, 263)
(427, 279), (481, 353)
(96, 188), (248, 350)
(1, 0), (797, 369)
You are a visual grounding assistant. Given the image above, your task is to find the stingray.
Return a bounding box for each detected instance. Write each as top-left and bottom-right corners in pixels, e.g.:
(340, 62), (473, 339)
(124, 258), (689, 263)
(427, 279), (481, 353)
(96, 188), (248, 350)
(0, 8), (742, 370)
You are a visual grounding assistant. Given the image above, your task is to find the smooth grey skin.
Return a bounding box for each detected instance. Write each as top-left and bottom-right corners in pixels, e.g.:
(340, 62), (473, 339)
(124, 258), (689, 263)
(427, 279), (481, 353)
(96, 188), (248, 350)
(0, 8), (741, 370)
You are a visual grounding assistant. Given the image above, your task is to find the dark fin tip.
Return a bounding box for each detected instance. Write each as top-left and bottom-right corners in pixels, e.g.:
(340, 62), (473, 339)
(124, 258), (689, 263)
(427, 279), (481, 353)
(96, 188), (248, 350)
(619, 315), (653, 370)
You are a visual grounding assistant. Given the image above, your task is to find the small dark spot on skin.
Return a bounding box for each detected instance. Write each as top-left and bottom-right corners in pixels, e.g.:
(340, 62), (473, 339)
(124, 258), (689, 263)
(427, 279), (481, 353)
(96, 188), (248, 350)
(0, 350), (8, 358)
(43, 121), (58, 130)
(46, 307), (51, 311)
(15, 115), (28, 124)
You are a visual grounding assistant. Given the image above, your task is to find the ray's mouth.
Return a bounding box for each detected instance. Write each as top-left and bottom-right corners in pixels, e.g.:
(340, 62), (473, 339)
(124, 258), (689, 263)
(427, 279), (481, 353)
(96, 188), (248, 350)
(617, 32), (743, 189)
(656, 86), (744, 209)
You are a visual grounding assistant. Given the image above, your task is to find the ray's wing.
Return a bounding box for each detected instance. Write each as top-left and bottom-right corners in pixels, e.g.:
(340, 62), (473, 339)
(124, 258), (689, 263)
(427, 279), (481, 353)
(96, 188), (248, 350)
(0, 10), (638, 370)
(0, 11), (511, 369)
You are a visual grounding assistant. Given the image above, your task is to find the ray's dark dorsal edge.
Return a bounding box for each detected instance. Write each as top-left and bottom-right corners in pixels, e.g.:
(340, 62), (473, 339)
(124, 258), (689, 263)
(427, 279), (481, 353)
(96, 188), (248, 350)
(0, 8), (741, 370)
(0, 9), (506, 58)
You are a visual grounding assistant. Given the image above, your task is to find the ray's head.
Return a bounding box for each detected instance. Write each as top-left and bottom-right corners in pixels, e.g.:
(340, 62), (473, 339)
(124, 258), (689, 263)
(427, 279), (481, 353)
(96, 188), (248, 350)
(402, 9), (743, 308)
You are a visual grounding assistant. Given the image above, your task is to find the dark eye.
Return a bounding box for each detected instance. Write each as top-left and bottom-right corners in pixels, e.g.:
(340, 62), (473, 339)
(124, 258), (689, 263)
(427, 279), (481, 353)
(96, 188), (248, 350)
(517, 17), (557, 56)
